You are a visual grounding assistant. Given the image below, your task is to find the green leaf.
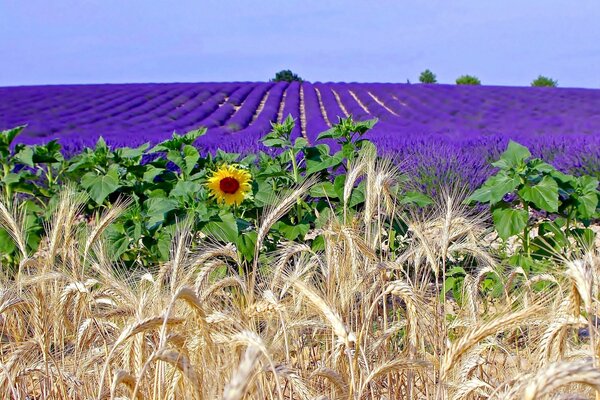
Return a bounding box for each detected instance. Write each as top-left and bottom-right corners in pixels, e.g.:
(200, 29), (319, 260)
(309, 181), (338, 198)
(571, 228), (596, 248)
(538, 221), (568, 247)
(32, 141), (63, 163)
(105, 223), (130, 261)
(155, 230), (173, 261)
(447, 266), (466, 276)
(528, 159), (555, 173)
(578, 175), (599, 193)
(261, 138), (287, 148)
(0, 228), (16, 255)
(3, 173), (21, 185)
(183, 127), (206, 143)
(293, 137), (308, 150)
(493, 141), (531, 169)
(0, 125), (26, 148)
(94, 137), (109, 153)
(80, 167), (121, 204)
(550, 170), (576, 185)
(443, 277), (456, 295)
(182, 145), (200, 175)
(236, 231), (257, 261)
(333, 174), (346, 199)
(203, 212), (239, 243)
(492, 207), (528, 240)
(576, 192), (598, 220)
(143, 166), (164, 183)
(116, 143), (149, 159)
(400, 191), (433, 207)
(14, 147), (34, 167)
(253, 180), (276, 207)
(144, 197), (178, 229)
(166, 150), (184, 170)
(518, 176), (559, 212)
(305, 145), (343, 175)
(348, 181), (366, 208)
(468, 172), (520, 204)
(317, 127), (341, 141)
(170, 180), (201, 200)
(355, 117), (378, 132)
(274, 221), (310, 241)
(358, 140), (377, 158)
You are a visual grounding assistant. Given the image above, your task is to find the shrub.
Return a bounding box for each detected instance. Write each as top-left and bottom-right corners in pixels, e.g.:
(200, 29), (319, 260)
(531, 75), (558, 87)
(419, 69), (437, 84)
(271, 69), (303, 82)
(456, 75), (481, 85)
(468, 141), (599, 269)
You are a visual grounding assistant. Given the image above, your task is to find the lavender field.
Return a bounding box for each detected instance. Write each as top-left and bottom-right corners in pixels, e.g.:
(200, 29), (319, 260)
(1, 82), (599, 187)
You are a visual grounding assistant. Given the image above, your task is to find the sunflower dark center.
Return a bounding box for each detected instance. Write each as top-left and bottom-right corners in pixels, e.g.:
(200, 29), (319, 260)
(219, 177), (240, 194)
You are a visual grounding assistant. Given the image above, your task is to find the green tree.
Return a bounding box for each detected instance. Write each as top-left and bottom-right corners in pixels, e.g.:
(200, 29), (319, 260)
(419, 69), (437, 83)
(456, 75), (481, 85)
(272, 69), (303, 82)
(531, 75), (558, 87)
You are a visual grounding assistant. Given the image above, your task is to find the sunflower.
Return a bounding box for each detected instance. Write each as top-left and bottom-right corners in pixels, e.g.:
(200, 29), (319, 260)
(206, 164), (252, 206)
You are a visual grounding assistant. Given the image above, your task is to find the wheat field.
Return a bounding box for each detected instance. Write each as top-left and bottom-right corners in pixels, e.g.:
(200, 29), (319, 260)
(0, 156), (599, 399)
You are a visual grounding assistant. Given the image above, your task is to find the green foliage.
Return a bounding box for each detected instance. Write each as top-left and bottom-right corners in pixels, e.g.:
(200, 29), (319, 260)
(271, 69), (303, 82)
(531, 75), (558, 87)
(455, 75), (481, 85)
(419, 69), (437, 84)
(0, 117), (431, 270)
(468, 141), (599, 268)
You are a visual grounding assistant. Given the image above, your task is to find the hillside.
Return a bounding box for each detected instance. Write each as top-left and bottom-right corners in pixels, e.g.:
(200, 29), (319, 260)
(1, 82), (599, 187)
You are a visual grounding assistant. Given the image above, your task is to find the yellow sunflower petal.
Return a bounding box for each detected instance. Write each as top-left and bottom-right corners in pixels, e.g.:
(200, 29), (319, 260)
(206, 164), (252, 206)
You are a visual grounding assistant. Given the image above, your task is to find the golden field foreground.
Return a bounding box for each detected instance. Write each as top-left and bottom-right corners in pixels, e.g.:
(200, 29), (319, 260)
(0, 157), (599, 399)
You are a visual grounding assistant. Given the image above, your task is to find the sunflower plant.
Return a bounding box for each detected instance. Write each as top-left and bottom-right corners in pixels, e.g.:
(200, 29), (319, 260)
(0, 117), (435, 270)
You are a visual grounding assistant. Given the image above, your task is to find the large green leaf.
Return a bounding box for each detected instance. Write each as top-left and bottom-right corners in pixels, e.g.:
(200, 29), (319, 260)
(309, 181), (338, 199)
(182, 145), (200, 175)
(142, 166), (164, 183)
(261, 137), (287, 148)
(518, 176), (559, 212)
(14, 146), (34, 167)
(492, 141), (531, 169)
(574, 176), (599, 219)
(468, 172), (520, 204)
(203, 212), (239, 243)
(144, 197), (178, 229)
(115, 143), (149, 159)
(0, 228), (16, 255)
(576, 192), (598, 220)
(253, 180), (277, 207)
(80, 166), (121, 204)
(170, 180), (201, 200)
(305, 145), (343, 175)
(0, 125), (26, 148)
(236, 231), (258, 261)
(492, 207), (528, 240)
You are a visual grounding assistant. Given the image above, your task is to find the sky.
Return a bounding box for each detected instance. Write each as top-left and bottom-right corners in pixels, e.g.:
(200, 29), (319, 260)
(1, 0), (600, 88)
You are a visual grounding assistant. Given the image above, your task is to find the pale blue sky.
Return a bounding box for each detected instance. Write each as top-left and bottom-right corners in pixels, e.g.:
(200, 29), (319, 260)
(1, 0), (600, 87)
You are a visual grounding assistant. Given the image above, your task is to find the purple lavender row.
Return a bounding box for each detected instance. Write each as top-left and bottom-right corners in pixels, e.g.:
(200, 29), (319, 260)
(224, 83), (274, 132)
(248, 82), (288, 134)
(280, 81), (302, 140)
(301, 83), (329, 143)
(313, 83), (347, 125)
(327, 84), (370, 120)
